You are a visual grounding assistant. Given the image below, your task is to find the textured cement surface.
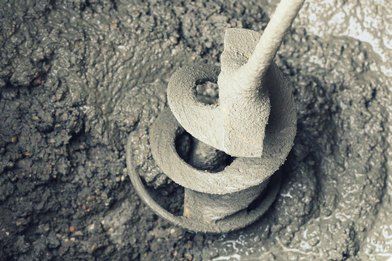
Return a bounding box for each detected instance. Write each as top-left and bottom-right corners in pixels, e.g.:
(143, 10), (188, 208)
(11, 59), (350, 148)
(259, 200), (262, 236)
(0, 0), (391, 260)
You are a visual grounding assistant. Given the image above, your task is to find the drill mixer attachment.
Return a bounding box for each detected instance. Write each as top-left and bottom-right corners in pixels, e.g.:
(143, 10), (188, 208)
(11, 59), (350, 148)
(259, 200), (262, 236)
(127, 0), (303, 233)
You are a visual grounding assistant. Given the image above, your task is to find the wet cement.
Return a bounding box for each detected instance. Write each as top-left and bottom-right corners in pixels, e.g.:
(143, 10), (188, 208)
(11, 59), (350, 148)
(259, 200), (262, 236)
(0, 0), (391, 260)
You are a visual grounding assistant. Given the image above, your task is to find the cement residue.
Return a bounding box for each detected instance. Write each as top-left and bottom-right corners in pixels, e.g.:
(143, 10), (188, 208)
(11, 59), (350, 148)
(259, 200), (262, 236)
(0, 0), (390, 260)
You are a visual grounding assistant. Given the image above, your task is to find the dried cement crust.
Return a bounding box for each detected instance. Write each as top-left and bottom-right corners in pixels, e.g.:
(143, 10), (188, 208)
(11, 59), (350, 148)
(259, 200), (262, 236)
(152, 63), (296, 194)
(168, 29), (296, 158)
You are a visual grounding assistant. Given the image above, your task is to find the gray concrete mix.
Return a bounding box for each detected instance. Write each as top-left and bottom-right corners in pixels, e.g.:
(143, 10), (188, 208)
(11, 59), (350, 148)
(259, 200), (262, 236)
(0, 0), (391, 260)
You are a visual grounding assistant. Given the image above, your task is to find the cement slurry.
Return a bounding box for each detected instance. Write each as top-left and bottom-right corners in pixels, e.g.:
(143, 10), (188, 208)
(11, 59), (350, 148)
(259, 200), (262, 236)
(0, 0), (390, 259)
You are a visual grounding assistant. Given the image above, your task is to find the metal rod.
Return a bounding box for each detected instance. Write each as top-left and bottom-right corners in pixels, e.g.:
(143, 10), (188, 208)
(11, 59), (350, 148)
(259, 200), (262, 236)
(245, 0), (305, 83)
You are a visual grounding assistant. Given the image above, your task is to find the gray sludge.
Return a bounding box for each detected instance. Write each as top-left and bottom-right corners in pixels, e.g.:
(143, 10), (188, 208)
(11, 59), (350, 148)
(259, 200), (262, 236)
(0, 0), (390, 260)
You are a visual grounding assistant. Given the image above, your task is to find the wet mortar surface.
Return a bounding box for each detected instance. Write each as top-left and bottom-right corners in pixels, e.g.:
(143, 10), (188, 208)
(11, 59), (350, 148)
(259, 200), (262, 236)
(0, 0), (391, 260)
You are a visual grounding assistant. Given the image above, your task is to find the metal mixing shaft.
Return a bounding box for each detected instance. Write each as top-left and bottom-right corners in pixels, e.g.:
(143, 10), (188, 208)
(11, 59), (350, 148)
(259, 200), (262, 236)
(127, 0), (304, 233)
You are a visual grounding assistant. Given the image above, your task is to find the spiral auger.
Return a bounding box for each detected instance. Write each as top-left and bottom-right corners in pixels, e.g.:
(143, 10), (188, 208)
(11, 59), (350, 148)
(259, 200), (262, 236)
(127, 0), (304, 233)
